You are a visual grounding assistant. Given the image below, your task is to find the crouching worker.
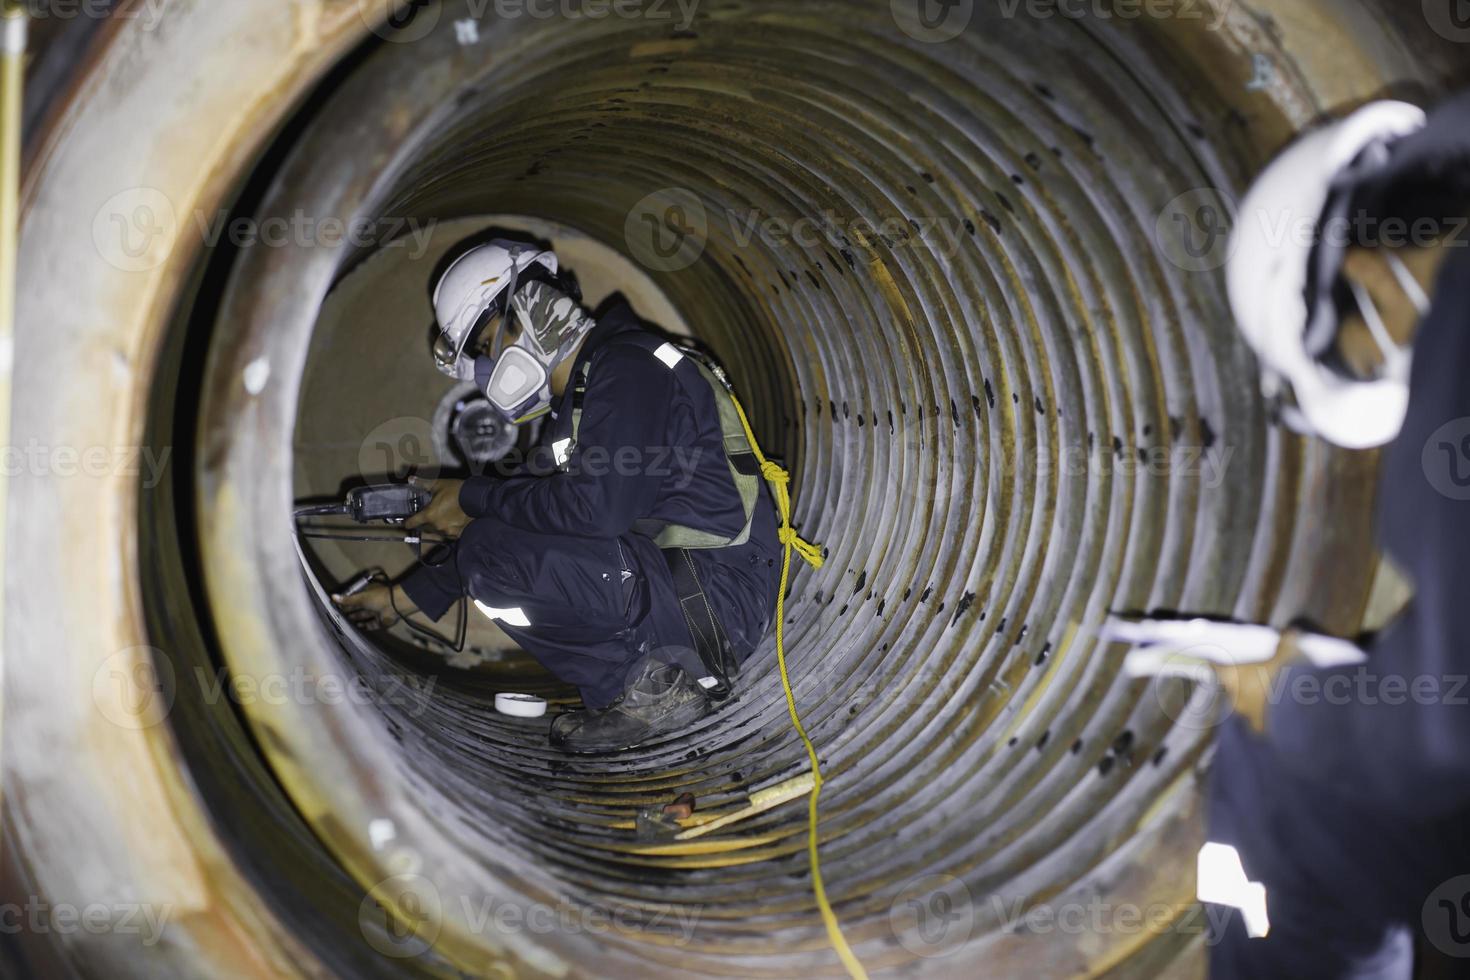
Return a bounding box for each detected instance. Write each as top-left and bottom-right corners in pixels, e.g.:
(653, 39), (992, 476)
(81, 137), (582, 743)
(334, 239), (809, 753)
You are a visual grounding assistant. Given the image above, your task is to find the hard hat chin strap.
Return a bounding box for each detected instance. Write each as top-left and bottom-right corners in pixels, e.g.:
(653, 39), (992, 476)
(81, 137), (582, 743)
(487, 247), (527, 361)
(1346, 281), (1406, 382)
(1382, 249), (1432, 315)
(1343, 248), (1424, 386)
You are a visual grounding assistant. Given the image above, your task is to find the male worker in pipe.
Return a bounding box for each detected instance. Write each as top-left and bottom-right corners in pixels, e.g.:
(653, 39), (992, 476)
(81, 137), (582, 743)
(333, 239), (782, 752)
(1198, 92), (1470, 976)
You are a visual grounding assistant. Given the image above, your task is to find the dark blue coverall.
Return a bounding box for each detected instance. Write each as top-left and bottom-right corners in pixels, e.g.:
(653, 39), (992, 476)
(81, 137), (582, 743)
(403, 301), (782, 709)
(1208, 243), (1470, 976)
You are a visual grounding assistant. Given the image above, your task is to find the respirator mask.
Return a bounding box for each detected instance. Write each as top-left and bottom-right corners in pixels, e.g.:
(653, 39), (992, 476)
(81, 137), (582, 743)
(477, 281), (596, 424)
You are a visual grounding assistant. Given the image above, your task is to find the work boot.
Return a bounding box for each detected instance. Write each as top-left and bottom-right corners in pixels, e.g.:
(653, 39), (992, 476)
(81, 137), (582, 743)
(550, 659), (712, 754)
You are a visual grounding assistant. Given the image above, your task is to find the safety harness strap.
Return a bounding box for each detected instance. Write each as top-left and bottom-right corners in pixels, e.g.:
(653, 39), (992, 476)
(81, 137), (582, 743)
(662, 546), (738, 700)
(565, 339), (762, 551)
(560, 335), (823, 709)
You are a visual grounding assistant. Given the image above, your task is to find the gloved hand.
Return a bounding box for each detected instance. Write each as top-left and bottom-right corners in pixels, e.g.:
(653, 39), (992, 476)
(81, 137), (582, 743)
(404, 477), (470, 538)
(331, 583), (411, 631)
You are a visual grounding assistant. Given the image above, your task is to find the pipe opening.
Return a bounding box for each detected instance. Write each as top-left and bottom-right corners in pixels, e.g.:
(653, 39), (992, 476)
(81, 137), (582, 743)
(94, 2), (1419, 975)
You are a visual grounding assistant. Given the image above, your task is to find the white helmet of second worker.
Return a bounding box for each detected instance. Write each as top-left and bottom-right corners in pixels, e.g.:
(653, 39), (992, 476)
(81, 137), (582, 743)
(1226, 100), (1427, 449)
(431, 239), (595, 425)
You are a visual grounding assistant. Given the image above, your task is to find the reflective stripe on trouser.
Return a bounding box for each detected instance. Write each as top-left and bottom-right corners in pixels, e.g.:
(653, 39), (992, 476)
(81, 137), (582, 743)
(450, 513), (629, 707)
(403, 504), (778, 708)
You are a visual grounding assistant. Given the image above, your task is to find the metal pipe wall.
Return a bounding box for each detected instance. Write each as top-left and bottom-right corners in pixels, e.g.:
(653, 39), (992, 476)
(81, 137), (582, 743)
(8, 1), (1465, 976)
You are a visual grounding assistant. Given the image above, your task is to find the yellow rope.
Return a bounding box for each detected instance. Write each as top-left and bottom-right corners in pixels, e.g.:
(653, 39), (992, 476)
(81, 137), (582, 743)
(730, 394), (869, 980)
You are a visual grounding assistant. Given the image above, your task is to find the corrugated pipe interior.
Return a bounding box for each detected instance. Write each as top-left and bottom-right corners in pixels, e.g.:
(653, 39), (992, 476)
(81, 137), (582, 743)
(8, 1), (1466, 977)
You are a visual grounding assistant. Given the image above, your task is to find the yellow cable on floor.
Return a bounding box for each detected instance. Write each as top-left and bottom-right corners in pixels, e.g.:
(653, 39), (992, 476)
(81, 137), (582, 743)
(730, 395), (869, 980)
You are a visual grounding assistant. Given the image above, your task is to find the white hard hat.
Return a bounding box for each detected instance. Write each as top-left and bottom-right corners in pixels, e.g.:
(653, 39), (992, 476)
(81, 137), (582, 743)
(431, 240), (558, 379)
(1226, 101), (1427, 449)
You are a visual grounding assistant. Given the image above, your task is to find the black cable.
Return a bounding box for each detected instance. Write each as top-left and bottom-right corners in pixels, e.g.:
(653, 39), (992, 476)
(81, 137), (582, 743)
(295, 522), (468, 653)
(386, 549), (468, 654)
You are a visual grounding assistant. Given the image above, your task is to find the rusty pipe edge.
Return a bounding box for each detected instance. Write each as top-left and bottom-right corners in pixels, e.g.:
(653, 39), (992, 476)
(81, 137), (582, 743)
(9, 0), (1465, 977)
